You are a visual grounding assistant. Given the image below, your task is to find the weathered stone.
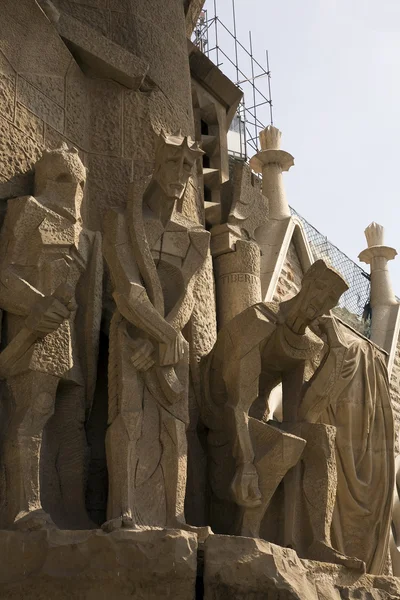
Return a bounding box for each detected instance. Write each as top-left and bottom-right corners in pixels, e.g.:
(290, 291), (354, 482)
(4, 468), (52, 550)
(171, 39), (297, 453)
(53, 0), (110, 35)
(58, 12), (149, 90)
(203, 535), (400, 600)
(86, 154), (132, 230)
(109, 0), (130, 12)
(1, 0), (72, 85)
(0, 145), (102, 531)
(0, 115), (42, 188)
(89, 79), (122, 156)
(0, 528), (197, 599)
(15, 103), (44, 143)
(0, 52), (16, 123)
(17, 76), (64, 133)
(65, 61), (90, 151)
(102, 131), (209, 532)
(202, 260), (350, 563)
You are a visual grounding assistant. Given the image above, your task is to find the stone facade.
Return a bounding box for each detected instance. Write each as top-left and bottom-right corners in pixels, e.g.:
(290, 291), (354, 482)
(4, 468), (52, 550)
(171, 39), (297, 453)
(1, 0), (400, 598)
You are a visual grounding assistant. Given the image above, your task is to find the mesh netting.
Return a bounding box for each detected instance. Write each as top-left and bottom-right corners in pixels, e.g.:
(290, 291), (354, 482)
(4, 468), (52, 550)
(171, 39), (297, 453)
(290, 207), (371, 336)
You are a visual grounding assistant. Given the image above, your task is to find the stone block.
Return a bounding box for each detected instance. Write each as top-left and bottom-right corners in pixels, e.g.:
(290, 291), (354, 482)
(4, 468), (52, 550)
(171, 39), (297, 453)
(57, 12), (148, 90)
(1, 0), (72, 80)
(53, 0), (109, 35)
(15, 103), (44, 143)
(111, 11), (191, 114)
(17, 76), (64, 133)
(0, 528), (197, 599)
(109, 0), (129, 12)
(89, 80), (122, 156)
(22, 73), (65, 107)
(65, 61), (90, 150)
(123, 91), (157, 161)
(203, 535), (400, 600)
(0, 51), (16, 123)
(86, 154), (132, 230)
(0, 115), (42, 190)
(0, 74), (15, 123)
(129, 0), (187, 45)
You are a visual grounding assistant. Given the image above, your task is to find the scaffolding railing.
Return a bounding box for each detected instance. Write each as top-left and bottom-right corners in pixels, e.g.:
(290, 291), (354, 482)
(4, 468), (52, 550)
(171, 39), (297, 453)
(192, 1), (272, 160)
(193, 5), (372, 336)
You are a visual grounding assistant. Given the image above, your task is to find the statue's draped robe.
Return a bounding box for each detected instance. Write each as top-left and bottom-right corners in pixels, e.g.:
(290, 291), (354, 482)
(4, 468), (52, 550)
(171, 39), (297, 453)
(318, 322), (394, 574)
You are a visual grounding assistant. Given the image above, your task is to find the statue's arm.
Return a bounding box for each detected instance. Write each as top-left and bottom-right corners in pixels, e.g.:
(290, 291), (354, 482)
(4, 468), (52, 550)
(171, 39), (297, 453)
(0, 200), (44, 316)
(0, 268), (44, 316)
(298, 317), (347, 423)
(224, 353), (262, 508)
(103, 212), (177, 345)
(223, 348), (261, 466)
(165, 230), (210, 331)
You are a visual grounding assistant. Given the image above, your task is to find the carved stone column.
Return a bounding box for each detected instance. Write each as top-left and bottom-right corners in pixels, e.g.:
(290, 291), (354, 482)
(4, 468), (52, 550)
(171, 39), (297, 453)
(359, 222), (398, 350)
(212, 237), (262, 328)
(249, 126), (294, 220)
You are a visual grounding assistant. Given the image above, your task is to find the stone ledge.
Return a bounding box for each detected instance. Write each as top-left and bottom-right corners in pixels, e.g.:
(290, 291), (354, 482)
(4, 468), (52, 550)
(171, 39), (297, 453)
(56, 12), (149, 90)
(203, 535), (400, 600)
(0, 527), (198, 599)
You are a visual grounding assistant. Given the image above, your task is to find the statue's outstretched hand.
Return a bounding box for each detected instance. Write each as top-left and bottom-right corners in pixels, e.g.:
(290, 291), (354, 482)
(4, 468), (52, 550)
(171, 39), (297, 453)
(158, 332), (186, 366)
(231, 462), (262, 508)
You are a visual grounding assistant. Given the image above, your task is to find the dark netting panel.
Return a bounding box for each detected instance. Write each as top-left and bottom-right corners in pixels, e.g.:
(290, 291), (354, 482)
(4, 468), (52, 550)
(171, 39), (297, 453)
(290, 207), (371, 337)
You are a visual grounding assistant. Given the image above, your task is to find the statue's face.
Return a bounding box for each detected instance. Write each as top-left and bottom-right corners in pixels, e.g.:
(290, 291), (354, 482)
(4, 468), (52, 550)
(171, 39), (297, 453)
(301, 273), (343, 322)
(154, 144), (196, 199)
(35, 150), (86, 198)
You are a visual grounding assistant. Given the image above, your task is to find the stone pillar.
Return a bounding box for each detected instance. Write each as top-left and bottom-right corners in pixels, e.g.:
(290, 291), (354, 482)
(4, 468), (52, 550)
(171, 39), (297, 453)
(359, 222), (398, 350)
(249, 126), (294, 220)
(212, 235), (262, 329)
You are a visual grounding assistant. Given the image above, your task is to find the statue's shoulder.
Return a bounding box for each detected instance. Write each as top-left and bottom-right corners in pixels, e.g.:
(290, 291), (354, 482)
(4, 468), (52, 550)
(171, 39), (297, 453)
(220, 303), (277, 357)
(4, 195), (47, 228)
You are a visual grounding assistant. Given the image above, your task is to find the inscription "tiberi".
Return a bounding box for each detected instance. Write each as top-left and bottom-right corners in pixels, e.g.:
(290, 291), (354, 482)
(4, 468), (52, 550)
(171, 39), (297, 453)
(220, 273), (259, 284)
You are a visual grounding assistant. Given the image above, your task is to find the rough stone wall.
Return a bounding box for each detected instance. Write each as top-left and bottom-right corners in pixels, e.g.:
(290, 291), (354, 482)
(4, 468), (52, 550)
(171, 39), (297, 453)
(1, 0), (199, 224)
(272, 240), (304, 302)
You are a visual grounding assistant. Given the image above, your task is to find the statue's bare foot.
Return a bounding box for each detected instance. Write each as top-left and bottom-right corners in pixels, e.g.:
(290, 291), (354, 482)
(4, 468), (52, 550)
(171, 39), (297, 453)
(307, 540), (365, 572)
(13, 509), (56, 532)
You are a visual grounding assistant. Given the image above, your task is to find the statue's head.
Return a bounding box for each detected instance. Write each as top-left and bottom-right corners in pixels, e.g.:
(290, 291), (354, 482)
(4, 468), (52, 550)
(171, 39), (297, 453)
(153, 130), (204, 200)
(298, 260), (348, 324)
(35, 143), (86, 202)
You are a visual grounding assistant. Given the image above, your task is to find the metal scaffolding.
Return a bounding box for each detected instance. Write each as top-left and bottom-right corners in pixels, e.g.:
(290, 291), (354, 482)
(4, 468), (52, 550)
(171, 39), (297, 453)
(192, 0), (273, 160)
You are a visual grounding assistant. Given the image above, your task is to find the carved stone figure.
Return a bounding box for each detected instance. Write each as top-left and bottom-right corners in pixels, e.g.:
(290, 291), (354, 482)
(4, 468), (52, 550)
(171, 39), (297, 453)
(202, 260), (358, 566)
(0, 144), (103, 530)
(299, 315), (395, 575)
(103, 130), (210, 530)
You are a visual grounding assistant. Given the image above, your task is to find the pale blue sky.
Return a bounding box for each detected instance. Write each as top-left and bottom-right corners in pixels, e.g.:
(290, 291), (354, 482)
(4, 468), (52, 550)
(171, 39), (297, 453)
(208, 0), (400, 293)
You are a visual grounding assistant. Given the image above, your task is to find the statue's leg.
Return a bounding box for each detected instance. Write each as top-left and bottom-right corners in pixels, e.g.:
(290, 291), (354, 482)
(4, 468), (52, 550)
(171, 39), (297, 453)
(160, 407), (187, 527)
(48, 381), (93, 529)
(302, 423), (365, 571)
(5, 371), (59, 529)
(104, 413), (137, 530)
(239, 420), (306, 539)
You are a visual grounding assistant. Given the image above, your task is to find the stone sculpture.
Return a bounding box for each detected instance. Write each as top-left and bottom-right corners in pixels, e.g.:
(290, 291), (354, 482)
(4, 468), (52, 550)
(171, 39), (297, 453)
(103, 130), (210, 530)
(0, 144), (103, 530)
(299, 315), (395, 575)
(202, 260), (367, 569)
